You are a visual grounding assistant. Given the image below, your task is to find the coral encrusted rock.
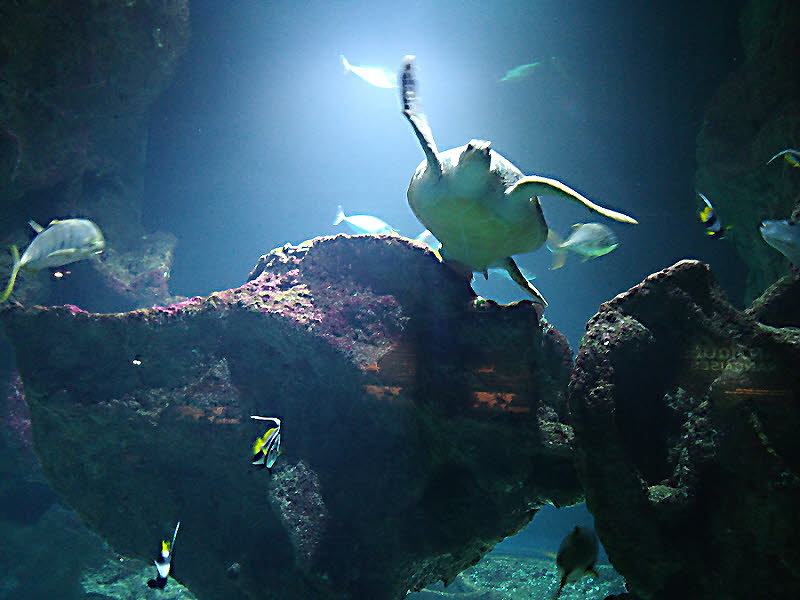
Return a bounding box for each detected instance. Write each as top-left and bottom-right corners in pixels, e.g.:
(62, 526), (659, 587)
(569, 259), (800, 600)
(0, 234), (581, 600)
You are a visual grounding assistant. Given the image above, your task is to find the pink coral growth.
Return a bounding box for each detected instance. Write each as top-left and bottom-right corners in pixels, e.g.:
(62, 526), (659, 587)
(2, 371), (33, 450)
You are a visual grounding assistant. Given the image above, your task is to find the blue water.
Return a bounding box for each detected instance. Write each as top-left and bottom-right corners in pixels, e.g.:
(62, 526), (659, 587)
(2, 1), (749, 598)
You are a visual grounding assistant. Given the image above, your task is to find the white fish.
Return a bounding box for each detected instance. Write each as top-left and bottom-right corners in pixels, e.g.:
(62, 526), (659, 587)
(547, 223), (618, 270)
(341, 55), (397, 89)
(333, 205), (396, 235)
(760, 219), (800, 266)
(1, 218), (105, 302)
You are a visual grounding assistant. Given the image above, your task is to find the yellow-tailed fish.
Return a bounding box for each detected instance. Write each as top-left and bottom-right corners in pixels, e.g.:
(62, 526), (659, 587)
(340, 55), (397, 89)
(147, 521), (180, 589)
(1, 218), (105, 302)
(251, 415), (281, 471)
(767, 148), (800, 168)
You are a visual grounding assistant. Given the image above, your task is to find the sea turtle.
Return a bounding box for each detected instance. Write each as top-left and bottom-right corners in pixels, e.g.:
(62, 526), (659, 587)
(400, 56), (638, 305)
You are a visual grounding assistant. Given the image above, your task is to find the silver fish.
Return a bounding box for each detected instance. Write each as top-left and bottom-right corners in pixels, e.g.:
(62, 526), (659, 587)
(341, 55), (397, 89)
(547, 222), (618, 270)
(333, 205), (396, 235)
(1, 218), (105, 302)
(760, 219), (800, 266)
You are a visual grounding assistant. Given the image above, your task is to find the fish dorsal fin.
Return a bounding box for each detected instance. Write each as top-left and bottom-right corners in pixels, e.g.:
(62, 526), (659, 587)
(400, 56), (441, 177)
(571, 223), (584, 229)
(28, 220), (44, 233)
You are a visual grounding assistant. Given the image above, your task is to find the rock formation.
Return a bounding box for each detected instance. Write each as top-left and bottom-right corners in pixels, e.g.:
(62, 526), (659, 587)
(569, 259), (800, 599)
(695, 0), (800, 303)
(1, 234), (582, 600)
(0, 0), (190, 308)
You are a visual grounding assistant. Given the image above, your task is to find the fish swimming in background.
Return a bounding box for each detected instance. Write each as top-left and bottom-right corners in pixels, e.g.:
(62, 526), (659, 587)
(552, 525), (599, 599)
(499, 61), (543, 82)
(767, 148), (800, 168)
(760, 219), (800, 266)
(0, 218), (105, 302)
(546, 223), (618, 270)
(334, 205), (396, 235)
(697, 192), (729, 238)
(147, 521), (180, 589)
(340, 55), (397, 89)
(251, 415), (281, 471)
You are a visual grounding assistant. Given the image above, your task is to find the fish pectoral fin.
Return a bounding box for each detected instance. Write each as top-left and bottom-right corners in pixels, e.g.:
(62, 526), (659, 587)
(507, 176), (638, 225)
(501, 256), (547, 305)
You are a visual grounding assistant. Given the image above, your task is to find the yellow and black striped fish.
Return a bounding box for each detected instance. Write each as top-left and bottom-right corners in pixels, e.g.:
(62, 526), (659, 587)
(251, 416), (281, 471)
(147, 521), (180, 589)
(697, 192), (729, 238)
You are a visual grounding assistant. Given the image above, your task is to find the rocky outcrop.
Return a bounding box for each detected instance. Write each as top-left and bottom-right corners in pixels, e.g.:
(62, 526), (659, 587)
(0, 1), (189, 308)
(695, 0), (800, 302)
(569, 259), (800, 599)
(0, 234), (582, 600)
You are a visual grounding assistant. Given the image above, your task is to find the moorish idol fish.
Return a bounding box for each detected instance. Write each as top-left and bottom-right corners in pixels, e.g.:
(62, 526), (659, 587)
(251, 415), (281, 471)
(767, 148), (800, 168)
(147, 521), (180, 589)
(697, 192), (729, 238)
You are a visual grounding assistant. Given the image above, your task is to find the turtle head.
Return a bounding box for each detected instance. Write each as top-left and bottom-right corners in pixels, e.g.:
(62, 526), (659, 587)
(459, 140), (492, 170)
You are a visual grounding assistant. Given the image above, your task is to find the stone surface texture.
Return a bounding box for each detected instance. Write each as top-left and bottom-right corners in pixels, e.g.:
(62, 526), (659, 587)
(569, 259), (800, 600)
(1, 234), (581, 600)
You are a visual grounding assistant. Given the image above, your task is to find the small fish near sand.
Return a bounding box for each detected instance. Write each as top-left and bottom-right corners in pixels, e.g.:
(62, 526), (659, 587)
(147, 521), (180, 589)
(697, 192), (729, 239)
(333, 205), (396, 235)
(552, 525), (599, 599)
(251, 415), (282, 471)
(767, 148), (800, 168)
(340, 55), (397, 89)
(760, 219), (800, 266)
(0, 218), (105, 303)
(546, 222), (618, 270)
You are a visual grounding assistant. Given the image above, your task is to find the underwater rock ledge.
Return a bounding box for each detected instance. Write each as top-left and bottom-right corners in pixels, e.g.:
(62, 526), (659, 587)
(0, 234), (581, 600)
(569, 259), (800, 600)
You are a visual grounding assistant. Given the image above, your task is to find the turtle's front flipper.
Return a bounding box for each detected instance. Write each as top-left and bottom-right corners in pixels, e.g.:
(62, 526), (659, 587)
(400, 56), (441, 176)
(499, 256), (548, 306)
(506, 176), (638, 225)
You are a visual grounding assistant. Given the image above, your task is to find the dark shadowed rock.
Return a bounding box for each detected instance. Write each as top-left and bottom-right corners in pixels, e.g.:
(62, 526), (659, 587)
(0, 1), (189, 308)
(695, 0), (800, 303)
(1, 234), (581, 600)
(569, 259), (800, 600)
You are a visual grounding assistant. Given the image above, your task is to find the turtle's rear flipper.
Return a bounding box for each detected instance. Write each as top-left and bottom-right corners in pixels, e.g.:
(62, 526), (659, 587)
(400, 56), (441, 176)
(500, 256), (547, 306)
(506, 176), (638, 225)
